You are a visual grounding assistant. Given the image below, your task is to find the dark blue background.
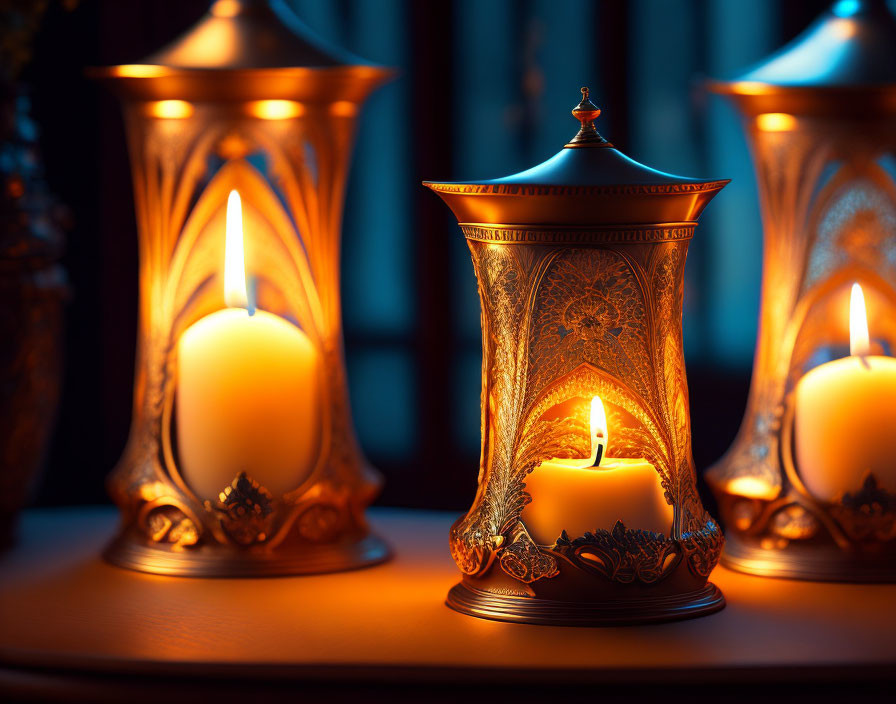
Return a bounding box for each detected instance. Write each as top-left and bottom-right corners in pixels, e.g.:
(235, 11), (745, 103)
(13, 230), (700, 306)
(25, 0), (836, 511)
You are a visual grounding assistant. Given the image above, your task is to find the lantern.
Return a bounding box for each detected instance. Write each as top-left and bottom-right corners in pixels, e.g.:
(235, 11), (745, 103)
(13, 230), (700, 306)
(425, 89), (728, 624)
(93, 0), (392, 576)
(708, 0), (896, 581)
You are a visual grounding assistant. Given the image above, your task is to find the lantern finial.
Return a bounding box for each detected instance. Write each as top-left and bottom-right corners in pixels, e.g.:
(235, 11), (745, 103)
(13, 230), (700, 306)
(568, 86), (609, 146)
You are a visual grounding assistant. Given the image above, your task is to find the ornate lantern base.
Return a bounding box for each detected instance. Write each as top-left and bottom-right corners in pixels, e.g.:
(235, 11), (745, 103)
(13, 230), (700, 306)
(444, 517), (725, 626)
(711, 400), (896, 583)
(718, 531), (896, 583)
(104, 529), (389, 578)
(447, 581), (724, 627)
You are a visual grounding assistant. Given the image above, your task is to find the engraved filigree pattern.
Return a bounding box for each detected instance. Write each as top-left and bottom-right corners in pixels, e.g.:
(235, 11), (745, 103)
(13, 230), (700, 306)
(681, 518), (724, 577)
(461, 224), (695, 244)
(451, 226), (721, 586)
(428, 180), (730, 197)
(449, 243), (554, 576)
(529, 248), (652, 403)
(553, 521), (678, 584)
(499, 524), (559, 583)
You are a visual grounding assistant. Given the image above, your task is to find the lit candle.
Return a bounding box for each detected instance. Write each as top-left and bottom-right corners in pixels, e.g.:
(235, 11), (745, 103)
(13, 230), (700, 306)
(176, 190), (320, 501)
(521, 397), (673, 545)
(794, 283), (896, 501)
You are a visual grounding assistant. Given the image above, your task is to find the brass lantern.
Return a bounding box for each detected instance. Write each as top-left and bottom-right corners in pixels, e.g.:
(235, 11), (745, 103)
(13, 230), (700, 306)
(425, 89), (728, 625)
(708, 0), (896, 581)
(93, 0), (392, 576)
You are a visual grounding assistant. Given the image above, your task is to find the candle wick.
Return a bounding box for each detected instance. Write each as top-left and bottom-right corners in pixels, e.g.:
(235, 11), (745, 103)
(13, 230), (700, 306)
(859, 354), (870, 370)
(590, 443), (604, 468)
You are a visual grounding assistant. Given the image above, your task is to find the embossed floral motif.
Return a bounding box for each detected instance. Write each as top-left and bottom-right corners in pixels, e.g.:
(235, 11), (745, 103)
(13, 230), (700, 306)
(832, 473), (896, 542)
(531, 249), (651, 403)
(553, 521), (677, 584)
(499, 527), (558, 583)
(206, 472), (274, 546)
(680, 518), (724, 577)
(296, 503), (343, 543)
(145, 505), (200, 549)
(770, 504), (819, 540)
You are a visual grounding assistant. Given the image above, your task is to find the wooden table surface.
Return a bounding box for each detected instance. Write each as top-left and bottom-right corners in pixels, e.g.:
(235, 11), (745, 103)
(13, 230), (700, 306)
(1, 507), (895, 701)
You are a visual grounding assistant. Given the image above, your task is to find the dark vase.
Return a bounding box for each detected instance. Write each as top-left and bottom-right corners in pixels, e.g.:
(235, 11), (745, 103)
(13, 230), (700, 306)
(0, 85), (67, 548)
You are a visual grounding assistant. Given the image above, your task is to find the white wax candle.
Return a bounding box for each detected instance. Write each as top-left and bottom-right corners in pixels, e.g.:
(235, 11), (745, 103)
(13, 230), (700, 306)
(793, 283), (896, 502)
(520, 396), (673, 545)
(176, 307), (320, 501)
(174, 189), (320, 501)
(522, 458), (673, 545)
(794, 354), (896, 501)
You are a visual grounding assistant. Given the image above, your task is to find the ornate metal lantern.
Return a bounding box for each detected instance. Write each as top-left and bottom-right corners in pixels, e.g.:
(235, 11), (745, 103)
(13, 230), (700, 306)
(708, 0), (896, 581)
(425, 89), (728, 625)
(93, 0), (391, 576)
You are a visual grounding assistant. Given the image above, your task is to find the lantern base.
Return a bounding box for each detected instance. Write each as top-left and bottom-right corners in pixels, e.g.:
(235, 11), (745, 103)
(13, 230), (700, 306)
(720, 533), (896, 583)
(103, 531), (390, 578)
(446, 581), (724, 626)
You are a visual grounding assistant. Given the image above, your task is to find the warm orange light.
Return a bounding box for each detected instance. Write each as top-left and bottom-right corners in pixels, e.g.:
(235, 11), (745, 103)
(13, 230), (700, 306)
(731, 81), (770, 95)
(147, 100), (194, 119)
(247, 100), (304, 120)
(224, 190), (249, 309)
(590, 395), (607, 447)
(589, 396), (608, 467)
(114, 64), (168, 78)
(211, 0), (241, 17)
(756, 113), (797, 132)
(330, 101), (357, 118)
(727, 476), (778, 500)
(850, 282), (870, 356)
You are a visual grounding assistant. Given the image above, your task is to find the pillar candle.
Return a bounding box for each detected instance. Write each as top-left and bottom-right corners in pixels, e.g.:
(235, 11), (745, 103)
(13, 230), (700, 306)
(794, 283), (896, 501)
(175, 190), (320, 501)
(521, 397), (673, 545)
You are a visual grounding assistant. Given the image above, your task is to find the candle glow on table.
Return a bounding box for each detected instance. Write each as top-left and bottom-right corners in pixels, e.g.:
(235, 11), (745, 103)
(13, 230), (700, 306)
(794, 283), (896, 502)
(521, 397), (673, 545)
(176, 190), (321, 501)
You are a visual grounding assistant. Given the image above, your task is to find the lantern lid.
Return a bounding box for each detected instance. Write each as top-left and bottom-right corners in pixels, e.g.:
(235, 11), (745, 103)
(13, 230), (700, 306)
(91, 0), (392, 102)
(143, 0), (363, 70)
(710, 0), (896, 113)
(424, 88), (728, 226)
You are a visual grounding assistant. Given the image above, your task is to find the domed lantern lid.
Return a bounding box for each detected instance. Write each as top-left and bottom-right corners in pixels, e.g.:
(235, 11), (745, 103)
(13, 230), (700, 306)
(710, 0), (896, 115)
(424, 88), (728, 226)
(91, 0), (392, 102)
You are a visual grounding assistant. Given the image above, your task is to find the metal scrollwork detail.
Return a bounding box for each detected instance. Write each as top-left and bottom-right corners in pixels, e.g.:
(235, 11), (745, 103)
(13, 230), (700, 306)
(144, 504), (200, 549)
(295, 502), (343, 543)
(681, 518), (725, 578)
(831, 473), (896, 542)
(554, 521), (678, 584)
(499, 525), (559, 583)
(205, 472), (275, 546)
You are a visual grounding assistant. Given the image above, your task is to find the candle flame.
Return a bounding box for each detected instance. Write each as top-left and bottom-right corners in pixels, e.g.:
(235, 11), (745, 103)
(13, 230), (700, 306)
(224, 190), (249, 310)
(850, 282), (870, 357)
(589, 396), (607, 467)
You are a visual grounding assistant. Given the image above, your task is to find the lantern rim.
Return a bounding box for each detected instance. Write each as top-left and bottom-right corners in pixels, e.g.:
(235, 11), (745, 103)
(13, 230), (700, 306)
(88, 64), (395, 103)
